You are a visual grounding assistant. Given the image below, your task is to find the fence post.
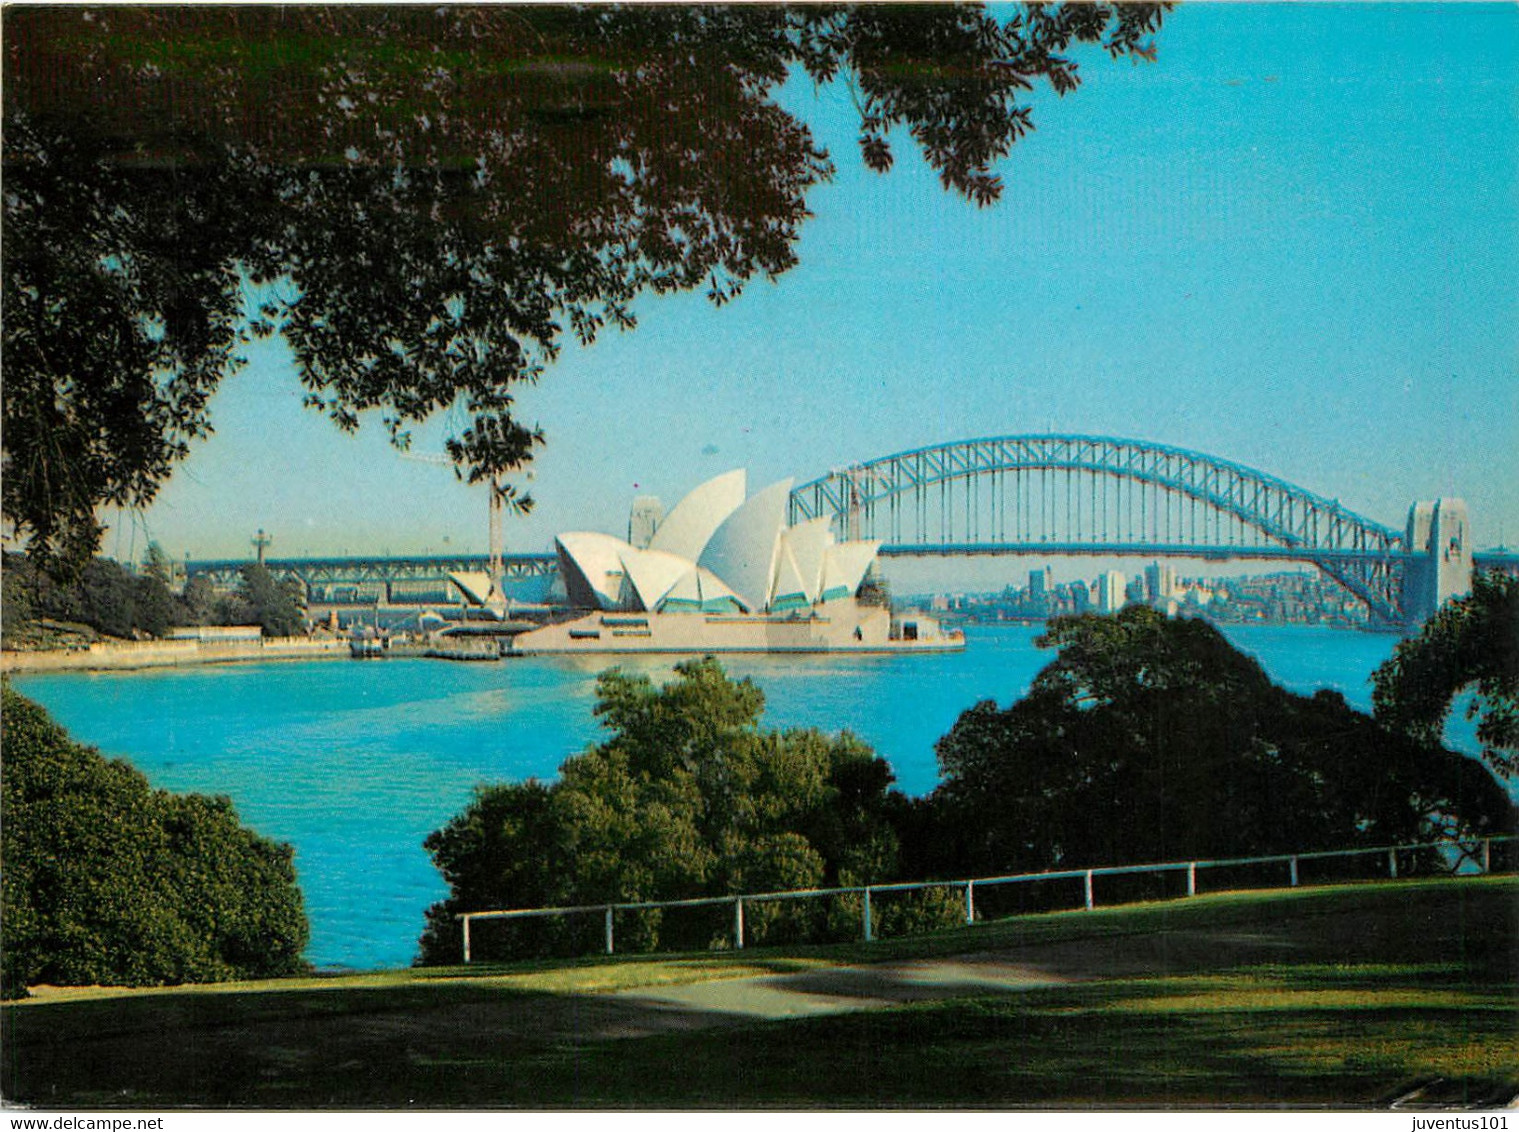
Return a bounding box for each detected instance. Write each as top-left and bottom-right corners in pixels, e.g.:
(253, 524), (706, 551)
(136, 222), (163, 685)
(1187, 863), (1197, 897)
(1084, 870), (1094, 911)
(1289, 856), (1299, 887)
(965, 880), (976, 925)
(862, 887), (874, 943)
(1388, 849), (1398, 879)
(733, 897), (745, 951)
(604, 906), (615, 955)
(1483, 838), (1492, 874)
(462, 915), (472, 965)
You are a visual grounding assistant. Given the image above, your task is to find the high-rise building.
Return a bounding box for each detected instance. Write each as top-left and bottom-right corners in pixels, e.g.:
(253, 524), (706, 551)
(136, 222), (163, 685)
(627, 495), (665, 550)
(1144, 562), (1176, 607)
(1096, 570), (1127, 613)
(1028, 567), (1052, 598)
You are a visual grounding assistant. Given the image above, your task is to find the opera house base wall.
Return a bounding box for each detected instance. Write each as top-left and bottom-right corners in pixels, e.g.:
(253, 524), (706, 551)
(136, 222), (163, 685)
(507, 602), (963, 655)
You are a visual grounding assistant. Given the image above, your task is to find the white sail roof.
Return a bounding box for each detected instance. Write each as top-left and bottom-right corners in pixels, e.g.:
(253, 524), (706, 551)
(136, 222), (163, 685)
(698, 478), (792, 614)
(648, 469), (746, 562)
(658, 568), (704, 611)
(777, 517), (833, 604)
(555, 532), (633, 610)
(448, 571), (497, 606)
(696, 569), (746, 612)
(769, 543), (813, 611)
(619, 546), (693, 611)
(555, 471), (882, 617)
(820, 540), (880, 603)
(656, 565), (747, 613)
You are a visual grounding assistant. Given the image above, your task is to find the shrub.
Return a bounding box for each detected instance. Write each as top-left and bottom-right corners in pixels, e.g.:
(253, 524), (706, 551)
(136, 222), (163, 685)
(1, 685), (309, 997)
(419, 659), (906, 964)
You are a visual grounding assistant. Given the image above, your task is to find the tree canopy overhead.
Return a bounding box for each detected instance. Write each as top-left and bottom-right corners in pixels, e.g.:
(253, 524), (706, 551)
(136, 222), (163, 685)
(2, 3), (1167, 578)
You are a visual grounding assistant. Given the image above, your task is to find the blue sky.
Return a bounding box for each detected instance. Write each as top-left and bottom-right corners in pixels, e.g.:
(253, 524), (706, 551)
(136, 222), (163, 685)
(121, 3), (1518, 587)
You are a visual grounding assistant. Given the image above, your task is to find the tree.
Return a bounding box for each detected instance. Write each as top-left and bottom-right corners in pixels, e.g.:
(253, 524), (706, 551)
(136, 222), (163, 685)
(131, 571), (176, 639)
(925, 607), (1514, 880)
(143, 540), (175, 588)
(418, 657), (917, 963)
(3, 4), (1168, 579)
(237, 562), (305, 638)
(177, 573), (220, 627)
(1, 685), (309, 997)
(0, 560), (36, 647)
(1, 553), (178, 641)
(1374, 571), (1519, 778)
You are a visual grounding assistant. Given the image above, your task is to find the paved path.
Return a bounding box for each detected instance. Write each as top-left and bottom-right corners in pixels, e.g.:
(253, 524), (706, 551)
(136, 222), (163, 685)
(611, 928), (1297, 1023)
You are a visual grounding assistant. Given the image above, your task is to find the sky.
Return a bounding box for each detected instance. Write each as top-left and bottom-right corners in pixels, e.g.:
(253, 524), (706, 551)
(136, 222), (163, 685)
(117, 3), (1519, 592)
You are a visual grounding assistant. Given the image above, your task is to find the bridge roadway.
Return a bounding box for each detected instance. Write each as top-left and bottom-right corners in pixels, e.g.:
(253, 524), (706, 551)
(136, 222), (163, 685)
(188, 552), (558, 590)
(879, 542), (1425, 564)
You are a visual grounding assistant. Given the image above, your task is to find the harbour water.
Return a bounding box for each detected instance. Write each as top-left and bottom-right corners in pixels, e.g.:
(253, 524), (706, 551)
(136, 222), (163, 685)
(10, 623), (1421, 970)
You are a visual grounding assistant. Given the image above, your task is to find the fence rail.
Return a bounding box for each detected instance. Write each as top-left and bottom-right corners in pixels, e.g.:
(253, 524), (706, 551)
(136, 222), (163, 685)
(456, 834), (1514, 963)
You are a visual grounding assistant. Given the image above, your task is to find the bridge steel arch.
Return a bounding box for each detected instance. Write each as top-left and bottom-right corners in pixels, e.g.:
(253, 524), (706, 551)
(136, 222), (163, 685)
(788, 435), (1410, 623)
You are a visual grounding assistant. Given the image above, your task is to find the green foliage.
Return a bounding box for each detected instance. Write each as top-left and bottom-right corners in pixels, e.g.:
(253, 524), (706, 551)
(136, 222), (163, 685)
(236, 562), (306, 638)
(924, 607), (1515, 878)
(1374, 572), (1519, 777)
(1, 685), (309, 997)
(0, 564), (36, 647)
(418, 657), (920, 963)
(1, 551), (177, 642)
(2, 4), (1167, 579)
(176, 574), (220, 627)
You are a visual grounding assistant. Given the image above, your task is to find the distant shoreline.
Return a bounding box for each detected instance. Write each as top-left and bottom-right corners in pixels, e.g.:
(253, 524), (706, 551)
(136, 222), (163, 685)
(1, 636), (349, 674)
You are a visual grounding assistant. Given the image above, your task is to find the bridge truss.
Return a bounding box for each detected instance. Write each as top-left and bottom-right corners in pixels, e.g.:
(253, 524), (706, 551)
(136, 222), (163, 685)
(789, 435), (1410, 623)
(189, 553), (558, 605)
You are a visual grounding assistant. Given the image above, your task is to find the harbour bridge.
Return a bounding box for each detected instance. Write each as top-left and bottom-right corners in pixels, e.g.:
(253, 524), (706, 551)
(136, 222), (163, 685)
(191, 434), (1508, 627)
(789, 435), (1488, 626)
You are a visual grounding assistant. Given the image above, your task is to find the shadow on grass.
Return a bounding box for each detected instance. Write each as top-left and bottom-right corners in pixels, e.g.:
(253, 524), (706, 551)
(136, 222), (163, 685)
(524, 974), (1519, 1109)
(2, 980), (762, 1108)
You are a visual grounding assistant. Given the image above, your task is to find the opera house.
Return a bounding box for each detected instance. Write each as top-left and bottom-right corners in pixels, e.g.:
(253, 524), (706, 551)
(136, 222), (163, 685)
(508, 470), (962, 654)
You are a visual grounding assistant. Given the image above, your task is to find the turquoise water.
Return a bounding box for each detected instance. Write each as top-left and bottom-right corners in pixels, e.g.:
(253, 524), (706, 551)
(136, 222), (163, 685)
(10, 623), (1407, 970)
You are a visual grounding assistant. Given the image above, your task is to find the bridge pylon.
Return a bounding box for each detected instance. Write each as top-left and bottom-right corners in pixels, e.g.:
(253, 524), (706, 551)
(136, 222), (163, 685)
(1401, 498), (1472, 625)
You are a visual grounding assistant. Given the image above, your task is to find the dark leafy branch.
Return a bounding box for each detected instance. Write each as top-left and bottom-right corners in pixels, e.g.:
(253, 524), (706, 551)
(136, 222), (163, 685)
(1374, 572), (1519, 778)
(3, 4), (1168, 579)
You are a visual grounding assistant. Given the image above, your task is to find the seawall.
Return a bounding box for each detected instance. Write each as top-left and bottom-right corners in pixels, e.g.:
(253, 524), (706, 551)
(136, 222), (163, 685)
(1, 637), (349, 674)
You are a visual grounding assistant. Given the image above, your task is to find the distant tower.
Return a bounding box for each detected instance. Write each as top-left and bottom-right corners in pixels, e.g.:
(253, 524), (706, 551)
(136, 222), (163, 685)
(1097, 570), (1127, 614)
(251, 529), (272, 565)
(1402, 498), (1472, 624)
(1143, 562), (1175, 607)
(628, 495), (665, 550)
(1028, 567), (1051, 599)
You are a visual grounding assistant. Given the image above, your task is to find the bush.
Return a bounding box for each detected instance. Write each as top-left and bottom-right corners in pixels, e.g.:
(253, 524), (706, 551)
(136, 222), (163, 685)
(1, 685), (309, 997)
(418, 659), (907, 964)
(926, 608), (1517, 879)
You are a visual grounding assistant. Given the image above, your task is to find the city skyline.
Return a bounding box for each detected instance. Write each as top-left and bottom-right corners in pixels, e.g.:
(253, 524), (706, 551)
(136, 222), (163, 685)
(109, 4), (1517, 589)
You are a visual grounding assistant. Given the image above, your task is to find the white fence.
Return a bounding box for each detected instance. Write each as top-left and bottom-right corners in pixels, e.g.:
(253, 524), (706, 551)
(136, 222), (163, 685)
(457, 834), (1514, 963)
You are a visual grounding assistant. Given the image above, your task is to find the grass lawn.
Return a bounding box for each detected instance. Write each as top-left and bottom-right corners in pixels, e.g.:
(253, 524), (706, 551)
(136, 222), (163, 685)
(3, 876), (1515, 1109)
